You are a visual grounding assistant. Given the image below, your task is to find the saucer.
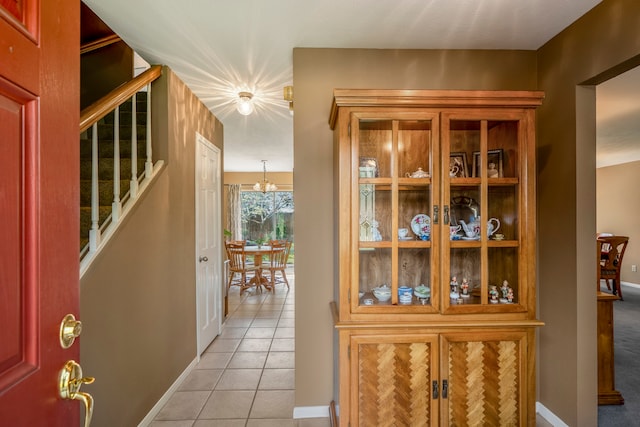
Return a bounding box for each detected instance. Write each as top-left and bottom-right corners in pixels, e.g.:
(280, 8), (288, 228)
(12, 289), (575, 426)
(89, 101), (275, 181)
(461, 236), (480, 240)
(399, 236), (414, 241)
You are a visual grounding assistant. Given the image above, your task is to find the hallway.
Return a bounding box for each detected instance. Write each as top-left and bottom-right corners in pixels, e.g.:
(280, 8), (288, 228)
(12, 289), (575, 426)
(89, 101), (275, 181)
(150, 270), (330, 426)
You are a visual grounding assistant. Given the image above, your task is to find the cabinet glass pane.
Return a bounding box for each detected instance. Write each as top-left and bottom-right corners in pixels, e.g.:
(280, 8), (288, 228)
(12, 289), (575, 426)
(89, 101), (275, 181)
(449, 248), (481, 305)
(450, 120), (480, 178)
(398, 120), (432, 179)
(358, 185), (391, 242)
(359, 248), (391, 305)
(487, 120), (519, 179)
(449, 189), (481, 239)
(398, 248), (432, 306)
(399, 184), (431, 241)
(359, 120), (392, 178)
(488, 186), (517, 241)
(488, 247), (519, 304)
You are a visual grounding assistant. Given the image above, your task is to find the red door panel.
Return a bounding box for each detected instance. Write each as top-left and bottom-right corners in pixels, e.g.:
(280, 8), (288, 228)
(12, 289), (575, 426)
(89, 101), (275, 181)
(0, 0), (81, 425)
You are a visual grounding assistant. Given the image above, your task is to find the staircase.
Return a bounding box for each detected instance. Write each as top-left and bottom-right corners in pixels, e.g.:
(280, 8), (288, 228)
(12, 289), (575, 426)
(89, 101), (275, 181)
(79, 65), (163, 274)
(80, 94), (148, 250)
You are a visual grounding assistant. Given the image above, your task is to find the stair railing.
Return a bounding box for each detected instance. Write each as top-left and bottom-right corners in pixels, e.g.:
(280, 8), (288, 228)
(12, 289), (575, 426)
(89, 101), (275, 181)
(80, 65), (164, 276)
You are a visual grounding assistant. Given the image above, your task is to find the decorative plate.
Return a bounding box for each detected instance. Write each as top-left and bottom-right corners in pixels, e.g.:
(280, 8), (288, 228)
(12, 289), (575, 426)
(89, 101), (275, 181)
(411, 214), (431, 238)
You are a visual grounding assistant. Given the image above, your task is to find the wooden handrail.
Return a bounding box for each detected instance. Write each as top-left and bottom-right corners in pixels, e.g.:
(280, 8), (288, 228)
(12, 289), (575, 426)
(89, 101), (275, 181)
(80, 65), (162, 133)
(80, 34), (121, 55)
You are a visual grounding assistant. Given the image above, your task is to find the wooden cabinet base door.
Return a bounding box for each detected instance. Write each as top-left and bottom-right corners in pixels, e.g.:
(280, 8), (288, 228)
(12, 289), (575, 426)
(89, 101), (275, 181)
(352, 335), (439, 427)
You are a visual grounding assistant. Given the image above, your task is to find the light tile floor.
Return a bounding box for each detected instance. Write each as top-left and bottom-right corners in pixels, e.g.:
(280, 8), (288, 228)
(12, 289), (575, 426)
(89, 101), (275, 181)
(150, 271), (331, 427)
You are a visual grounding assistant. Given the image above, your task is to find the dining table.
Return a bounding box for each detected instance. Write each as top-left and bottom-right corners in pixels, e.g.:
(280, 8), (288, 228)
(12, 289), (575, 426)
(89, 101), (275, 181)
(244, 245), (273, 290)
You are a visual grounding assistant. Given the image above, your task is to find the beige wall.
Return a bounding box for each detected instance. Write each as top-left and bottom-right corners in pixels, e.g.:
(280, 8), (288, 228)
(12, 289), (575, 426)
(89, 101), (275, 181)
(80, 67), (223, 427)
(597, 161), (640, 284)
(292, 48), (538, 407)
(536, 0), (640, 424)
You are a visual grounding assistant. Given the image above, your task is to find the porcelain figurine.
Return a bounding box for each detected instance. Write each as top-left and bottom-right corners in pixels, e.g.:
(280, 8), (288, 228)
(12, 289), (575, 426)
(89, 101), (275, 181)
(500, 280), (510, 303)
(450, 276), (459, 299)
(489, 285), (499, 303)
(460, 278), (470, 297)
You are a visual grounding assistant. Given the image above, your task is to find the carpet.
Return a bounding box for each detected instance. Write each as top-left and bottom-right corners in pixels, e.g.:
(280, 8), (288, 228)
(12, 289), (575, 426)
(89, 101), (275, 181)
(598, 283), (640, 426)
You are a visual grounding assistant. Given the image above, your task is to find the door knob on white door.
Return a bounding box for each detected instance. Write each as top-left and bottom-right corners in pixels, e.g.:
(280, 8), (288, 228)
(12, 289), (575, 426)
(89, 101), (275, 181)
(199, 256), (209, 262)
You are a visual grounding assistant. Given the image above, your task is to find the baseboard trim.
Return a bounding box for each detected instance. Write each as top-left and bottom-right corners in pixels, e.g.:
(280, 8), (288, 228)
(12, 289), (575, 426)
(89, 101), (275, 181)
(293, 405), (330, 419)
(536, 401), (569, 427)
(137, 356), (199, 426)
(622, 281), (640, 289)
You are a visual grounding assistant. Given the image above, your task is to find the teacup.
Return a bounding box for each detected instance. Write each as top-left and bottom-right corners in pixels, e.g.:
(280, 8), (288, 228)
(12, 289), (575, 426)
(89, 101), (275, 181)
(450, 225), (461, 239)
(398, 228), (409, 239)
(493, 233), (505, 241)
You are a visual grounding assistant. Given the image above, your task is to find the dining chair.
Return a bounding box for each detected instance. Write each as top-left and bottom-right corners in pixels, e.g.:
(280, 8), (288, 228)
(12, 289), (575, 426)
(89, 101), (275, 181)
(225, 241), (260, 294)
(265, 240), (291, 290)
(597, 235), (629, 300)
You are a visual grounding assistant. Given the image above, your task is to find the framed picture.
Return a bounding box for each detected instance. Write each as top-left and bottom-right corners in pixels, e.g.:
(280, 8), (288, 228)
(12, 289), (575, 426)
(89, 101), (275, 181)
(359, 157), (379, 177)
(473, 149), (503, 178)
(449, 152), (468, 178)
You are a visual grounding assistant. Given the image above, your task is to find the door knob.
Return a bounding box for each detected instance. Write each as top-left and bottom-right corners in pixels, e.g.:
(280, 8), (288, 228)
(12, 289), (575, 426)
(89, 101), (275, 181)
(60, 314), (82, 348)
(199, 256), (209, 262)
(59, 360), (94, 427)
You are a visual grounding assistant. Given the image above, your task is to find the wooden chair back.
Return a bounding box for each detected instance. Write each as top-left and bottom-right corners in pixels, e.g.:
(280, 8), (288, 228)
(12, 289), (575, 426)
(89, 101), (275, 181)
(269, 240), (289, 268)
(226, 241), (248, 270)
(597, 235), (629, 298)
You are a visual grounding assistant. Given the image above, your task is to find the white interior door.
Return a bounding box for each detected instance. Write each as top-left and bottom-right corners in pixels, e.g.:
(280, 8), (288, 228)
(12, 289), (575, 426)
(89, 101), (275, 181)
(196, 133), (222, 355)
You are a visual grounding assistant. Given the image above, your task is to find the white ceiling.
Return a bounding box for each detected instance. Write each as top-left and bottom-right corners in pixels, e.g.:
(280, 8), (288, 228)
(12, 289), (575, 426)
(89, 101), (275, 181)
(84, 0), (610, 172)
(597, 66), (640, 168)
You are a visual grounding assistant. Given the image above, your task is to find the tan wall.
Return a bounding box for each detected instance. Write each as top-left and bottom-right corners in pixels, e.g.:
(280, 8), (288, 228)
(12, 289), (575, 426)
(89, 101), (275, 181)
(292, 48), (538, 407)
(80, 66), (223, 427)
(536, 0), (640, 424)
(597, 161), (640, 284)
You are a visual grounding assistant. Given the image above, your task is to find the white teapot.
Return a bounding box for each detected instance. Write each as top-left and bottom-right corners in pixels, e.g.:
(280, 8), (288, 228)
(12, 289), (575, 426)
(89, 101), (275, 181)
(459, 217), (501, 237)
(487, 217), (501, 237)
(405, 167), (429, 178)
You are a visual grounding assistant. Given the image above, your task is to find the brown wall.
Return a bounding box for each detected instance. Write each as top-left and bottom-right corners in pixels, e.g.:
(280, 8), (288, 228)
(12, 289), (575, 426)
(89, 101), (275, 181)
(80, 66), (223, 427)
(597, 161), (640, 284)
(292, 48), (538, 407)
(536, 0), (640, 424)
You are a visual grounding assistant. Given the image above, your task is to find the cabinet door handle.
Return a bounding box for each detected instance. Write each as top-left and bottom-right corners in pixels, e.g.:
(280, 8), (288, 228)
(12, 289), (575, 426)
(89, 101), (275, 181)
(432, 380), (439, 399)
(442, 379), (448, 399)
(433, 206), (439, 224)
(444, 205), (450, 225)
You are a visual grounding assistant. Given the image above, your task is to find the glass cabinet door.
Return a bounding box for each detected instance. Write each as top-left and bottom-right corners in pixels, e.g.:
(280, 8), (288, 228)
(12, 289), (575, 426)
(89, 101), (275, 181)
(443, 115), (523, 312)
(355, 117), (437, 310)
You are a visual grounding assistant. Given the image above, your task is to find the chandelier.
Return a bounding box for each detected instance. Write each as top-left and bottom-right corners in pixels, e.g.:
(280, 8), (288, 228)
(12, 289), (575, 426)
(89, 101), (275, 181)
(253, 160), (278, 193)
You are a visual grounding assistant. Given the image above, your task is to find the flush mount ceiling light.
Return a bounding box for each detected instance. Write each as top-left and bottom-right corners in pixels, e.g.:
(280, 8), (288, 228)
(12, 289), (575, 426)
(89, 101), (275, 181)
(283, 86), (293, 115)
(236, 91), (254, 115)
(253, 160), (278, 193)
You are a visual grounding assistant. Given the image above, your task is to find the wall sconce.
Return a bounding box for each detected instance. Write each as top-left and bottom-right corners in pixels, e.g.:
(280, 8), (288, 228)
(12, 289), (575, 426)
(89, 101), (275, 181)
(283, 86), (293, 115)
(236, 91), (254, 116)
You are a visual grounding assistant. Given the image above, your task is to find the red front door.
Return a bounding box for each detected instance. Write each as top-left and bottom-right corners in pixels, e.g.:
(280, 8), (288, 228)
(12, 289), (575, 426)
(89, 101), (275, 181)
(0, 0), (82, 425)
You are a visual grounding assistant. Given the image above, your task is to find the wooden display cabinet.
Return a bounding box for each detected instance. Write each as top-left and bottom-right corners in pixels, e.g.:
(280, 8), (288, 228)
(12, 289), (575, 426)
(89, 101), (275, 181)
(330, 90), (544, 426)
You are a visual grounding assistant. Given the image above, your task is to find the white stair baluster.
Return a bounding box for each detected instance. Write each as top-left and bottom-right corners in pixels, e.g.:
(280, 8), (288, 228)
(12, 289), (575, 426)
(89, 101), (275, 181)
(112, 106), (122, 222)
(89, 123), (101, 252)
(130, 93), (139, 198)
(145, 83), (153, 179)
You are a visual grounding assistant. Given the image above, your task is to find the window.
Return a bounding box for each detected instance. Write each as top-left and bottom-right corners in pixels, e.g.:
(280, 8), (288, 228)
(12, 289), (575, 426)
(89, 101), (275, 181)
(241, 191), (294, 244)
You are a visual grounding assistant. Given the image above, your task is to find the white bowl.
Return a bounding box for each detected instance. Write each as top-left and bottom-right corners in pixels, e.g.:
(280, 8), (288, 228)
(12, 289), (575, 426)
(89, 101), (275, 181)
(373, 292), (391, 302)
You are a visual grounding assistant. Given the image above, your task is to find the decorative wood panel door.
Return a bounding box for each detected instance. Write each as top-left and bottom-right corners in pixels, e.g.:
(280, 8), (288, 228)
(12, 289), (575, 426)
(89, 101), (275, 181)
(0, 0), (81, 425)
(441, 330), (529, 427)
(350, 334), (440, 427)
